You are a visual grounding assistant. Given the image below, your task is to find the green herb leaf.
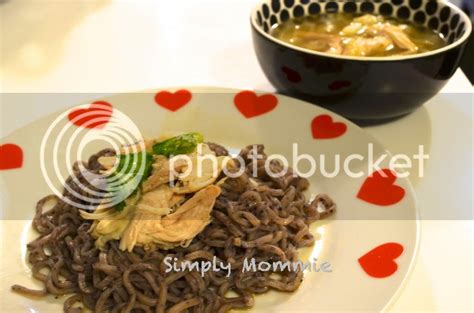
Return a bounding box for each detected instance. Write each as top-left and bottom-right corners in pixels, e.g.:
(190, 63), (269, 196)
(116, 152), (154, 185)
(108, 152), (153, 211)
(152, 132), (204, 157)
(115, 200), (127, 212)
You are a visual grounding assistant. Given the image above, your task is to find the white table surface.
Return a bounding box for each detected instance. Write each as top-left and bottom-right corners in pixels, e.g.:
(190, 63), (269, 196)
(1, 0), (473, 312)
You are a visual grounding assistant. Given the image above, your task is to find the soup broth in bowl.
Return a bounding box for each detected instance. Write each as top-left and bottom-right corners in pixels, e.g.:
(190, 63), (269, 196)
(251, 0), (471, 121)
(271, 13), (447, 57)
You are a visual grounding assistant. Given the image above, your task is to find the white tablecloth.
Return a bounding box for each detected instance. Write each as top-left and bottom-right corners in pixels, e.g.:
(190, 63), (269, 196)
(1, 1), (473, 311)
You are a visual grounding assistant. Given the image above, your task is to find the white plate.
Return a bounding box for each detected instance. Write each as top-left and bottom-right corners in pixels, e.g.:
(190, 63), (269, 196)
(0, 87), (418, 312)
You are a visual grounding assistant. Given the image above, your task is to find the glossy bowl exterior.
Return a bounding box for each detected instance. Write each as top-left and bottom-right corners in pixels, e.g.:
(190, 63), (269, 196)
(251, 1), (472, 122)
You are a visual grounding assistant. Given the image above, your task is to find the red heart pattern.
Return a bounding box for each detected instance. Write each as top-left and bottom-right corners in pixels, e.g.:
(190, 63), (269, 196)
(155, 89), (192, 112)
(357, 169), (405, 206)
(68, 101), (113, 129)
(329, 80), (351, 91)
(358, 242), (404, 278)
(311, 114), (347, 139)
(0, 144), (23, 170)
(234, 91), (278, 118)
(282, 66), (302, 83)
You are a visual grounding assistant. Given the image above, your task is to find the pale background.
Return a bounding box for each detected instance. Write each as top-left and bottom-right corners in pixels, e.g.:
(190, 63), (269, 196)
(1, 0), (473, 312)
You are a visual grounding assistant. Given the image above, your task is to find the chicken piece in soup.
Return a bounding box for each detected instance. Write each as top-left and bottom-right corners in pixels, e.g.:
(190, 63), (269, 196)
(270, 14), (447, 57)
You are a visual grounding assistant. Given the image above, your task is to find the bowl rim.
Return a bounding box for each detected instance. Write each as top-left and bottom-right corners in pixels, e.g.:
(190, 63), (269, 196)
(250, 0), (472, 62)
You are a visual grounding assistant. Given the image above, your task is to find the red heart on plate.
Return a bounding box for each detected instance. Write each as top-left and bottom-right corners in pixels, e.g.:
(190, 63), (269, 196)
(0, 144), (23, 170)
(282, 66), (302, 83)
(155, 89), (192, 112)
(311, 114), (347, 139)
(234, 91), (278, 118)
(358, 242), (404, 278)
(329, 80), (351, 91)
(357, 169), (405, 206)
(68, 101), (113, 129)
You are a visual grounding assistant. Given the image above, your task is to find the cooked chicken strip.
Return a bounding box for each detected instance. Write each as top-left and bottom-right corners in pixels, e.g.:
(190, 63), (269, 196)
(353, 14), (382, 25)
(83, 193), (141, 249)
(154, 185), (221, 242)
(173, 155), (231, 194)
(97, 156), (116, 170)
(383, 24), (418, 52)
(295, 31), (344, 54)
(138, 184), (184, 212)
(341, 22), (365, 36)
(97, 140), (155, 172)
(120, 185), (221, 251)
(343, 36), (393, 56)
(142, 155), (188, 192)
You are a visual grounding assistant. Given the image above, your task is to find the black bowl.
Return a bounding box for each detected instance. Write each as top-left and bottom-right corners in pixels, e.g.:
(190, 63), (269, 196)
(251, 0), (472, 123)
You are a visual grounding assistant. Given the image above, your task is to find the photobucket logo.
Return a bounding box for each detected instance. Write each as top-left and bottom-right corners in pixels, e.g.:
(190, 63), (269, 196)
(170, 143), (429, 182)
(40, 103), (146, 210)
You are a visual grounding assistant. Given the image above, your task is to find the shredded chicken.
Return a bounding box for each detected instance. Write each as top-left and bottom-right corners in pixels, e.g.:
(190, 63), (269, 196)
(80, 192), (141, 221)
(339, 15), (418, 56)
(285, 14), (420, 56)
(173, 152), (232, 194)
(341, 22), (365, 36)
(383, 24), (418, 52)
(353, 14), (383, 25)
(82, 192), (141, 248)
(138, 184), (185, 212)
(143, 144), (232, 194)
(83, 138), (229, 252)
(120, 185), (221, 251)
(295, 31), (343, 54)
(98, 156), (116, 170)
(142, 155), (188, 192)
(97, 139), (155, 172)
(343, 36), (393, 56)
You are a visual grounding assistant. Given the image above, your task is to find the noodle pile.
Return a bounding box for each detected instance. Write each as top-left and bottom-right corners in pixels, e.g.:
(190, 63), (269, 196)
(12, 143), (335, 313)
